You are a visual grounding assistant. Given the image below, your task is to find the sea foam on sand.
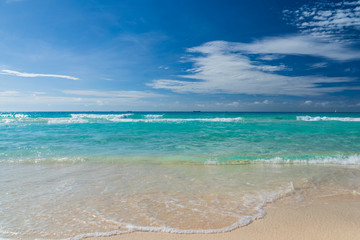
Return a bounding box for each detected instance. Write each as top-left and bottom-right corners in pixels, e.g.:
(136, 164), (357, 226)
(87, 194), (360, 240)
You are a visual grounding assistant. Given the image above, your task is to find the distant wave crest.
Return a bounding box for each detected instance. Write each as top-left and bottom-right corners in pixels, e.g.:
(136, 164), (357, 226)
(144, 114), (164, 119)
(296, 116), (360, 122)
(48, 116), (243, 124)
(0, 113), (243, 124)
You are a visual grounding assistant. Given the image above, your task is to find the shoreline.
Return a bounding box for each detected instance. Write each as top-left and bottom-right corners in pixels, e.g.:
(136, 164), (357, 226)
(89, 194), (360, 240)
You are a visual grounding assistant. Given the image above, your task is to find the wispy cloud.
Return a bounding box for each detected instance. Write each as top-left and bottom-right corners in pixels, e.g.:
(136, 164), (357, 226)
(254, 100), (271, 105)
(5, 0), (25, 3)
(62, 90), (164, 98)
(0, 91), (162, 111)
(1, 69), (79, 80)
(309, 62), (328, 69)
(189, 35), (360, 61)
(0, 90), (20, 97)
(149, 40), (355, 96)
(215, 101), (240, 107)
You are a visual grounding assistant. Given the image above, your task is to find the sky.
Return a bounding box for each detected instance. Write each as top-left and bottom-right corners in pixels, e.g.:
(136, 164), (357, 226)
(0, 0), (360, 112)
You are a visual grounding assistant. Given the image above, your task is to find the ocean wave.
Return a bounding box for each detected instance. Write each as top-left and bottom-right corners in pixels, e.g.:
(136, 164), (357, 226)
(104, 117), (243, 123)
(266, 155), (360, 165)
(44, 114), (134, 124)
(45, 116), (243, 124)
(4, 154), (360, 166)
(297, 116), (360, 122)
(71, 113), (133, 120)
(204, 154), (360, 165)
(0, 113), (29, 119)
(0, 113), (29, 124)
(144, 114), (164, 119)
(1, 119), (15, 124)
(47, 118), (89, 124)
(0, 157), (87, 164)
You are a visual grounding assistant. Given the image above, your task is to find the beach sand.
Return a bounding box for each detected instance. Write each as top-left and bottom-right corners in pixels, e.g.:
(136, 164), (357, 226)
(89, 194), (360, 240)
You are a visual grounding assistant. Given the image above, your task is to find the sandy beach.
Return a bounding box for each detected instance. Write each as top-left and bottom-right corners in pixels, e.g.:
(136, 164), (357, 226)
(90, 194), (360, 240)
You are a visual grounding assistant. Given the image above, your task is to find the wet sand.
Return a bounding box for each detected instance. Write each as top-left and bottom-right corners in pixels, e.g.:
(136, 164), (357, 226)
(89, 194), (360, 240)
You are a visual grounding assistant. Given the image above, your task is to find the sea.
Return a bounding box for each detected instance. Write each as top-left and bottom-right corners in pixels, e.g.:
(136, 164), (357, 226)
(1, 112), (360, 239)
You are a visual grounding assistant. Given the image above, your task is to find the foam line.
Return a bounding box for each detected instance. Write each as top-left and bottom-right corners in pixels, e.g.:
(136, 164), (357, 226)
(297, 116), (360, 122)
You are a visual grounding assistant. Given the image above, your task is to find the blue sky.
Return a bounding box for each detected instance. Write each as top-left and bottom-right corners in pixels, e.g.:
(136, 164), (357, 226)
(0, 0), (359, 111)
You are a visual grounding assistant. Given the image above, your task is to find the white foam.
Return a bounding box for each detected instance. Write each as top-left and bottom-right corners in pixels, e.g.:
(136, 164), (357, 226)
(0, 237), (15, 240)
(13, 157), (86, 164)
(0, 113), (28, 118)
(69, 113), (134, 123)
(45, 113), (133, 124)
(63, 229), (133, 240)
(105, 117), (243, 123)
(70, 114), (241, 123)
(145, 114), (164, 119)
(14, 114), (28, 119)
(47, 118), (88, 124)
(297, 116), (360, 122)
(256, 155), (360, 165)
(64, 218), (253, 240)
(1, 113), (243, 124)
(45, 116), (243, 124)
(203, 155), (360, 166)
(1, 119), (14, 124)
(0, 226), (19, 240)
(0, 113), (29, 124)
(60, 182), (295, 240)
(71, 113), (133, 119)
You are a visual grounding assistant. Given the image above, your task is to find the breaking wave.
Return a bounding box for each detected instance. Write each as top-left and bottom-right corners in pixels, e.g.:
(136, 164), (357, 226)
(297, 116), (360, 122)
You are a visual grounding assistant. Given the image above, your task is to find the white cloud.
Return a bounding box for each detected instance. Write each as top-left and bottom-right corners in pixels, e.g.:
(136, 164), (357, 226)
(254, 100), (271, 104)
(0, 89), (166, 111)
(1, 69), (79, 80)
(317, 101), (330, 107)
(62, 90), (164, 98)
(149, 40), (355, 96)
(304, 100), (313, 105)
(149, 1), (360, 98)
(5, 0), (25, 3)
(256, 63), (290, 72)
(309, 62), (328, 69)
(215, 101), (240, 107)
(0, 91), (20, 97)
(0, 92), (160, 111)
(32, 91), (46, 97)
(194, 35), (360, 61)
(228, 101), (240, 107)
(257, 55), (284, 61)
(158, 65), (169, 70)
(284, 1), (360, 43)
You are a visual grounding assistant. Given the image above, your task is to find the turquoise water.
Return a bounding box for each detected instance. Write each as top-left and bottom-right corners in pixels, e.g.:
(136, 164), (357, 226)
(1, 112), (360, 163)
(1, 112), (360, 239)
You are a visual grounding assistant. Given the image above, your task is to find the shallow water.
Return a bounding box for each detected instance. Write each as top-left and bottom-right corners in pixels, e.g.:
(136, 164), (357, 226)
(0, 112), (360, 239)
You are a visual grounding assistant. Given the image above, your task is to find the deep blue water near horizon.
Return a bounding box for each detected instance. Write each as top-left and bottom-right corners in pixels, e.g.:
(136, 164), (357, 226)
(1, 112), (360, 239)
